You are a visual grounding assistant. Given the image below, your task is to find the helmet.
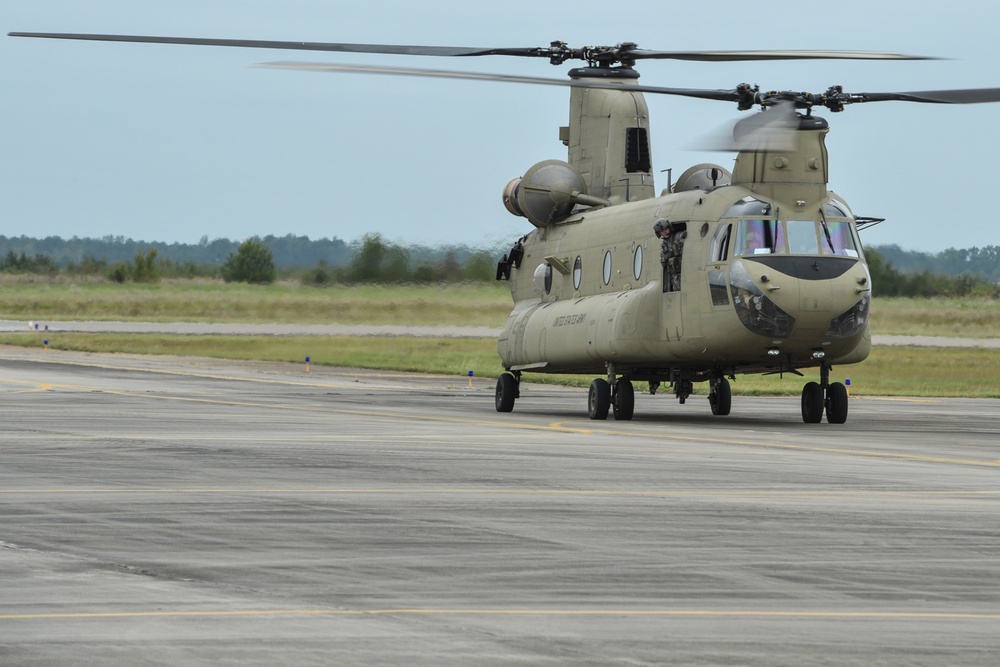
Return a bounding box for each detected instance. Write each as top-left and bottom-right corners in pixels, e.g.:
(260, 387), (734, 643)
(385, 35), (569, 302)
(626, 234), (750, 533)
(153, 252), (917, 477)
(653, 219), (671, 234)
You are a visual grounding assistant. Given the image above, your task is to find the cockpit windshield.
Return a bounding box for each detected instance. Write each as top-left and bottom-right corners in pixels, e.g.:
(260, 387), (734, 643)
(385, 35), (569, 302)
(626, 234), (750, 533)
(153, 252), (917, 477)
(733, 219), (860, 258)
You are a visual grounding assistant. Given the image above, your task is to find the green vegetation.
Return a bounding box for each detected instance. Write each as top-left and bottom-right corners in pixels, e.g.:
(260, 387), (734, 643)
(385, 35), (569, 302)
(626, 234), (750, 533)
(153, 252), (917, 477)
(222, 237), (277, 284)
(0, 281), (512, 326)
(108, 248), (161, 284)
(873, 243), (1000, 285)
(0, 333), (492, 377)
(721, 346), (1000, 398)
(0, 238), (997, 398)
(866, 246), (1000, 297)
(0, 234), (508, 285)
(3, 332), (998, 398)
(871, 297), (1000, 338)
(4, 280), (1000, 335)
(3, 234), (999, 296)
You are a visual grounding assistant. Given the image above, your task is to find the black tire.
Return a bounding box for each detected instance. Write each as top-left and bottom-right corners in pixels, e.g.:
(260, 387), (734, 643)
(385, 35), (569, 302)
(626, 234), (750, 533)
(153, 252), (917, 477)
(826, 382), (849, 424)
(495, 373), (516, 413)
(588, 378), (611, 420)
(801, 381), (824, 423)
(709, 377), (732, 416)
(612, 379), (635, 421)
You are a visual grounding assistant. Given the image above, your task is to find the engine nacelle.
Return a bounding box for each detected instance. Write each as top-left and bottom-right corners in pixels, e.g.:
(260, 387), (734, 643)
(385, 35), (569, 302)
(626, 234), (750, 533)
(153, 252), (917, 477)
(502, 160), (594, 228)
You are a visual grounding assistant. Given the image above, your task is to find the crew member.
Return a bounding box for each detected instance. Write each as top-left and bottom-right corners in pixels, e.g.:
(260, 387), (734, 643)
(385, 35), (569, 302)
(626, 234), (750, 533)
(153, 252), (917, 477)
(654, 218), (685, 292)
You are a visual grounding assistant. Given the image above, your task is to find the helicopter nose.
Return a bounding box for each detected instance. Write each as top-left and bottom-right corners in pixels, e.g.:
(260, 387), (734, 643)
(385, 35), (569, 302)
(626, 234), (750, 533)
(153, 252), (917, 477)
(731, 256), (869, 339)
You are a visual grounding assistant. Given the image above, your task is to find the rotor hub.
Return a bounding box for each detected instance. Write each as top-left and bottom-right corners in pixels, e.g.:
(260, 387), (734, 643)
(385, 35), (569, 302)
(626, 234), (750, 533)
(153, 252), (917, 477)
(567, 66), (640, 80)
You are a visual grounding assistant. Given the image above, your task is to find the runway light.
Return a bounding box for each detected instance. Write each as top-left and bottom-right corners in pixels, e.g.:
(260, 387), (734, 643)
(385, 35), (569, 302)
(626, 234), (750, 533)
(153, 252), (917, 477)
(468, 370), (474, 389)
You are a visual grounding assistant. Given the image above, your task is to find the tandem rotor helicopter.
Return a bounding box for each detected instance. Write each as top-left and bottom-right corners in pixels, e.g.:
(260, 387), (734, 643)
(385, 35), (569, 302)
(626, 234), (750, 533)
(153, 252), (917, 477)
(11, 32), (1000, 424)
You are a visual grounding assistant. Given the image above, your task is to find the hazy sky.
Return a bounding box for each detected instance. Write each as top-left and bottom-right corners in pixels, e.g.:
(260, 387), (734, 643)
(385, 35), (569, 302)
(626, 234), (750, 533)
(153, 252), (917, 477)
(4, 0), (999, 253)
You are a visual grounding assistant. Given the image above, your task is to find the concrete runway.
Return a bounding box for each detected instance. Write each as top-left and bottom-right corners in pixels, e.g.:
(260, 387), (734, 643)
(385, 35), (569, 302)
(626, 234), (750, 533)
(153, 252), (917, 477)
(1, 347), (998, 665)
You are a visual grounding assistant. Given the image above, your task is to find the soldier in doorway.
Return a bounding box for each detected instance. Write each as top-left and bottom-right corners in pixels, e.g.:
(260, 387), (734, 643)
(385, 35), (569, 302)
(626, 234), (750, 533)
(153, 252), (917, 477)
(654, 218), (685, 292)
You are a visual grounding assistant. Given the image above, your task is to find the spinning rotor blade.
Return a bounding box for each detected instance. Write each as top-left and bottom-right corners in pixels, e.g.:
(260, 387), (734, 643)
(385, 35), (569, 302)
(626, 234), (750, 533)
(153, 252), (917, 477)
(11, 31), (1000, 114)
(696, 102), (802, 152)
(258, 61), (741, 102)
(749, 85), (1000, 111)
(625, 49), (932, 62)
(6, 32), (545, 58)
(837, 87), (1000, 105)
(7, 32), (929, 66)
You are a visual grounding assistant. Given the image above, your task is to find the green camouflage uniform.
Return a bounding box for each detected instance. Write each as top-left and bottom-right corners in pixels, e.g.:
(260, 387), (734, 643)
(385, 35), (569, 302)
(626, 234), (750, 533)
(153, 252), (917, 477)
(660, 230), (686, 291)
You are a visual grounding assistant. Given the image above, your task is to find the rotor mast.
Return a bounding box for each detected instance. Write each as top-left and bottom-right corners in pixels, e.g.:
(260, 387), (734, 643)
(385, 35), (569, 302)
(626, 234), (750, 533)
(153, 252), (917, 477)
(729, 110), (831, 213)
(563, 65), (656, 204)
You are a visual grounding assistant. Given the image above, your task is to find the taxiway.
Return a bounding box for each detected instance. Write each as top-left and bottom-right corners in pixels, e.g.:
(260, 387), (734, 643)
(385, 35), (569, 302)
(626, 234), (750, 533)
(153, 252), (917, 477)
(1, 347), (998, 665)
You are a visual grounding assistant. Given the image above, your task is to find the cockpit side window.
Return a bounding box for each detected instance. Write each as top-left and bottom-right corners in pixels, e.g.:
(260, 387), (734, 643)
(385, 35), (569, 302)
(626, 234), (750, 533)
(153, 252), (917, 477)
(710, 223), (732, 262)
(820, 220), (861, 257)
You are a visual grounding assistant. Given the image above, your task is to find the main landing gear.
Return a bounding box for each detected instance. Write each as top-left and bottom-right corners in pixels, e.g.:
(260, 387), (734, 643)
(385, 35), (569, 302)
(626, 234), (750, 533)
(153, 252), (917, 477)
(586, 376), (635, 420)
(495, 369), (636, 419)
(497, 365), (847, 423)
(801, 363), (848, 424)
(495, 365), (735, 420)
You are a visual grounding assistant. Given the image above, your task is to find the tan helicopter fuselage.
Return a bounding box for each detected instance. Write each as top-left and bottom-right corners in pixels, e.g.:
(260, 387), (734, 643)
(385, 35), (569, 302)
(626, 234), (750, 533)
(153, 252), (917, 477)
(497, 79), (871, 383)
(498, 186), (871, 381)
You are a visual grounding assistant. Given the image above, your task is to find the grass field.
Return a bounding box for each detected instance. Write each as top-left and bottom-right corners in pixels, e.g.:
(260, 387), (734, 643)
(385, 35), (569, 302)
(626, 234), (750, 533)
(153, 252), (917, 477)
(0, 280), (511, 326)
(2, 280), (999, 336)
(1, 280), (998, 397)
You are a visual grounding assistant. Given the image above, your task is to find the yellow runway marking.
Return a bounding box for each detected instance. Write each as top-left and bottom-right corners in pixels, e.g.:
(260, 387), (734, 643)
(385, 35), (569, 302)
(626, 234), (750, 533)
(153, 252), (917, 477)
(2, 608), (998, 621)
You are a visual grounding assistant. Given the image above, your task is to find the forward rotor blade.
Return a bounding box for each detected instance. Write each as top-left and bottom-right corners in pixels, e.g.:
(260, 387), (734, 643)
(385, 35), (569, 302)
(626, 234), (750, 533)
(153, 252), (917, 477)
(695, 102), (802, 152)
(851, 87), (1000, 104)
(258, 61), (743, 102)
(627, 48), (933, 62)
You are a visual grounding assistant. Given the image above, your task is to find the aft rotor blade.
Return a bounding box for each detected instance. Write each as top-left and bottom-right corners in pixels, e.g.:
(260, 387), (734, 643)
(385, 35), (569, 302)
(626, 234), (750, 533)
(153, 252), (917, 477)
(6, 32), (546, 58)
(8, 33), (930, 63)
(258, 61), (743, 102)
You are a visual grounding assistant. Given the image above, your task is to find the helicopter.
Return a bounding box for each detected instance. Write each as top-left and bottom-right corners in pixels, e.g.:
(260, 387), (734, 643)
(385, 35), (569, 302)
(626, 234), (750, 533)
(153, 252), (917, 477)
(10, 33), (1000, 424)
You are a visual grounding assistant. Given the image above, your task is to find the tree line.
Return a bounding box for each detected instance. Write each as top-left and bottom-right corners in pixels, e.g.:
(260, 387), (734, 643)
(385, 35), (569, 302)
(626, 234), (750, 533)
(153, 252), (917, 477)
(865, 246), (1000, 298)
(0, 233), (506, 285)
(1, 232), (997, 296)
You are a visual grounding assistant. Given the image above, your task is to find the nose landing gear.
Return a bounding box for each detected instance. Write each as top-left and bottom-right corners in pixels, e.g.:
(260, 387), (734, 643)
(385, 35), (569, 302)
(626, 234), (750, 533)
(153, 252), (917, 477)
(801, 363), (848, 424)
(708, 375), (732, 416)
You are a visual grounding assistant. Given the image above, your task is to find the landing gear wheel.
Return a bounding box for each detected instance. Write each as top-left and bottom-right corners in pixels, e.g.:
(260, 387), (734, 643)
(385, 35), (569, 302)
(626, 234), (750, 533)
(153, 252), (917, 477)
(612, 379), (635, 421)
(588, 378), (611, 420)
(709, 377), (732, 416)
(826, 381), (849, 424)
(801, 381), (824, 423)
(495, 373), (517, 413)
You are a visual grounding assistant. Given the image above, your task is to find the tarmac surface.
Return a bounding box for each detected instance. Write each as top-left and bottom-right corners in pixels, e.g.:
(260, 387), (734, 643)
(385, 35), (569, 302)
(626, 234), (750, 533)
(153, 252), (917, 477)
(1, 347), (998, 665)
